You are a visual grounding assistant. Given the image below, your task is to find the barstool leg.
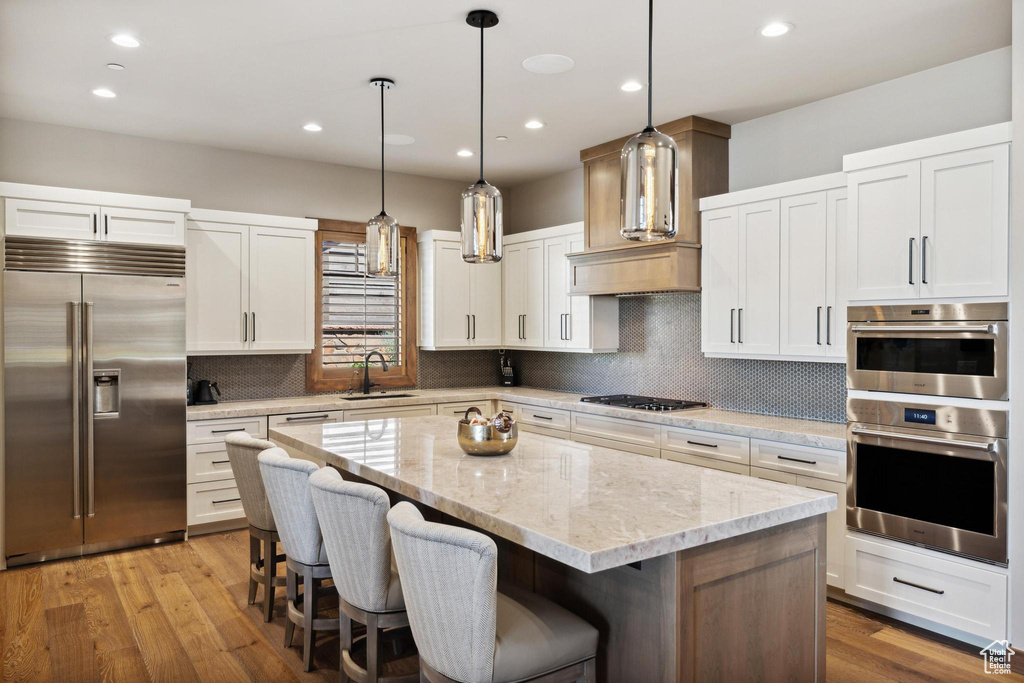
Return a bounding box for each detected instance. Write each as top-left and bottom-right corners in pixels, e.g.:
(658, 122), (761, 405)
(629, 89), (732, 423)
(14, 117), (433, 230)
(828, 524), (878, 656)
(339, 615), (352, 683)
(366, 612), (380, 683)
(248, 534), (260, 605)
(284, 566), (296, 648)
(302, 568), (317, 672)
(262, 539), (276, 622)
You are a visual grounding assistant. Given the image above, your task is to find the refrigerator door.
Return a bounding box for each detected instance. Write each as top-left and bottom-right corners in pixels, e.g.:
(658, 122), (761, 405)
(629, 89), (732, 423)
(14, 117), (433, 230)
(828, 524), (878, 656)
(4, 271), (84, 558)
(82, 274), (186, 544)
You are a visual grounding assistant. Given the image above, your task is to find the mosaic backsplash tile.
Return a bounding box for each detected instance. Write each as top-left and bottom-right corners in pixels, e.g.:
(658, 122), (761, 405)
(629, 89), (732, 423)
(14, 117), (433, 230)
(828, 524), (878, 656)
(190, 293), (846, 423)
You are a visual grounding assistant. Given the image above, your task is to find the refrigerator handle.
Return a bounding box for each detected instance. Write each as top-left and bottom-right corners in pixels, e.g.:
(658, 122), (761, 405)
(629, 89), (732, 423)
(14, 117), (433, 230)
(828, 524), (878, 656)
(70, 302), (82, 520)
(84, 301), (96, 518)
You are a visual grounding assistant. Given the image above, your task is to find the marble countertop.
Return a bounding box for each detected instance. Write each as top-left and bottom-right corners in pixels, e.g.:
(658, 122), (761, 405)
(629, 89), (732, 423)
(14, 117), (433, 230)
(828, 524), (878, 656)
(189, 386), (846, 450)
(270, 416), (836, 573)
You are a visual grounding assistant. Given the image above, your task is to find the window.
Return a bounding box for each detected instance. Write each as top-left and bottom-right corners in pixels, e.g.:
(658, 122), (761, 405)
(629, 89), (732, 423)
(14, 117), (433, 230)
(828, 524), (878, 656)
(306, 219), (418, 391)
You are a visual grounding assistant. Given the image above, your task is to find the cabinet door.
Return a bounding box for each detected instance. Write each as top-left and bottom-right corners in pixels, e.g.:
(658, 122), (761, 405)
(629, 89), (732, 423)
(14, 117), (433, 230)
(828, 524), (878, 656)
(847, 162), (920, 301)
(920, 145), (1009, 299)
(469, 260), (502, 346)
(186, 221), (249, 353)
(543, 237), (569, 348)
(434, 241), (472, 347)
(700, 207), (739, 354)
(825, 189), (848, 358)
(738, 200), (780, 355)
(779, 193), (827, 357)
(502, 244), (526, 347)
(249, 226), (314, 352)
(566, 233), (592, 349)
(523, 241), (545, 346)
(4, 198), (99, 240)
(101, 207), (185, 246)
(584, 155), (623, 250)
(797, 476), (845, 589)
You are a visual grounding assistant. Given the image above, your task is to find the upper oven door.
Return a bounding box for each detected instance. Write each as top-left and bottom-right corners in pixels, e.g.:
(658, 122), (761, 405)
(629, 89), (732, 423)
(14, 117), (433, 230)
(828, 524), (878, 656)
(846, 320), (1007, 400)
(847, 422), (1007, 564)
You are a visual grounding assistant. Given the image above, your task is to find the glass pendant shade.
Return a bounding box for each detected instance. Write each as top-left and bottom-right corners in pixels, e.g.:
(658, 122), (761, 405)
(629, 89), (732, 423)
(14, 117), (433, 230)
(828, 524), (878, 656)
(620, 126), (679, 241)
(366, 210), (400, 276)
(461, 181), (502, 263)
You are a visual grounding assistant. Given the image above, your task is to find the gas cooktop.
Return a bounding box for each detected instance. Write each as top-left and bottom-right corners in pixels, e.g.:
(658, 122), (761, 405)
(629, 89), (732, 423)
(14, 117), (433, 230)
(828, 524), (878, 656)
(580, 394), (709, 412)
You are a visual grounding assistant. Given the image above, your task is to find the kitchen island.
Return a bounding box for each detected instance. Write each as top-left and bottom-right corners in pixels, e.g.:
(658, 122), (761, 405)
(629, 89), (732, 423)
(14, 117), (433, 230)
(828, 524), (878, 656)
(271, 415), (837, 682)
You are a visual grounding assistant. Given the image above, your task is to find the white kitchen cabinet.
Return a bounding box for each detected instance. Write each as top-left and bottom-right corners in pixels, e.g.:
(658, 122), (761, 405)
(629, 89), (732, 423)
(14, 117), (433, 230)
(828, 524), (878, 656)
(824, 189), (847, 359)
(186, 209), (316, 355)
(700, 207), (740, 353)
(418, 231), (502, 349)
(100, 207), (185, 246)
(544, 237), (570, 348)
(843, 123), (1010, 302)
(738, 200), (780, 356)
(798, 475), (845, 589)
(502, 240), (545, 347)
(4, 198), (99, 241)
(343, 404), (437, 421)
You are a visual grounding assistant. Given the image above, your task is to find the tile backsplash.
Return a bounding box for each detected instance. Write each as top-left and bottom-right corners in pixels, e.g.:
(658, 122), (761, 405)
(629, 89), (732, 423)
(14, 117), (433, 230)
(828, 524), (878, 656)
(190, 293), (846, 423)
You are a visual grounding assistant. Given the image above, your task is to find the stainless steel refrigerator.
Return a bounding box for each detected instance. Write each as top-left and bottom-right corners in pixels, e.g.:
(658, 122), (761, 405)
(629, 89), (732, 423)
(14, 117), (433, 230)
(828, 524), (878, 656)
(4, 236), (186, 566)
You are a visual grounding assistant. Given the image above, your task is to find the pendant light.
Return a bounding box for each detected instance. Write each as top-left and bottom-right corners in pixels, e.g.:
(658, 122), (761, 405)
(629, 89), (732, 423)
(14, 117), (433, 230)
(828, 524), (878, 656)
(620, 0), (678, 241)
(461, 9), (503, 264)
(366, 77), (400, 276)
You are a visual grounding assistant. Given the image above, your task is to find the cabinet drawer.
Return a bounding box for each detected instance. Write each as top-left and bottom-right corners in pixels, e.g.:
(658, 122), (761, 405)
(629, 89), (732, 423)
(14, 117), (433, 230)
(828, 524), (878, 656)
(661, 426), (749, 465)
(268, 410), (345, 429)
(749, 466), (796, 484)
(187, 443), (235, 484)
(571, 433), (659, 458)
(518, 422), (570, 440)
(187, 481), (246, 526)
(571, 412), (660, 450)
(751, 439), (844, 482)
(661, 450), (749, 476)
(187, 416), (267, 445)
(437, 401), (495, 419)
(343, 404), (437, 421)
(499, 402), (518, 416)
(516, 404), (571, 431)
(845, 534), (1007, 641)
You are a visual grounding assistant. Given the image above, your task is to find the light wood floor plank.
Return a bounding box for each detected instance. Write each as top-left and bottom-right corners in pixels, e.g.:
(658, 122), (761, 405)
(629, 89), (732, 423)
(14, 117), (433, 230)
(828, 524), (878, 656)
(95, 646), (151, 683)
(2, 566), (54, 682)
(45, 603), (98, 683)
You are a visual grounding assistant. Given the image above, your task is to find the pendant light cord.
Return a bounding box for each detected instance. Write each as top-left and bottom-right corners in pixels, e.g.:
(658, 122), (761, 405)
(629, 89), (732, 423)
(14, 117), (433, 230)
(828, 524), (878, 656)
(647, 0), (653, 129)
(479, 23), (485, 183)
(380, 82), (386, 213)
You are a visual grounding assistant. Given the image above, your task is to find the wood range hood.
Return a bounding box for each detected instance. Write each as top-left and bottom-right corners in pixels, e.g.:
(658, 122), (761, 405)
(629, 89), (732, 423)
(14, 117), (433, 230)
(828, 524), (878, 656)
(568, 115), (730, 296)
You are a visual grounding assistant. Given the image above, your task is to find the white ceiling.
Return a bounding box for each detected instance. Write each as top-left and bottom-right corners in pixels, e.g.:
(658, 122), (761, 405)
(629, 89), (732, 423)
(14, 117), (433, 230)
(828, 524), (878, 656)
(0, 0), (1011, 185)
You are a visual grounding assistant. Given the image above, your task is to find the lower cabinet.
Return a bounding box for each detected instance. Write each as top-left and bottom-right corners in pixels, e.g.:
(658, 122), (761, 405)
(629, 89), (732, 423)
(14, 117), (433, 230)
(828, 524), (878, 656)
(187, 480), (245, 526)
(437, 400), (496, 419)
(268, 410), (344, 429)
(343, 404), (437, 421)
(797, 475), (846, 589)
(186, 415), (267, 532)
(570, 412), (660, 457)
(661, 450), (750, 476)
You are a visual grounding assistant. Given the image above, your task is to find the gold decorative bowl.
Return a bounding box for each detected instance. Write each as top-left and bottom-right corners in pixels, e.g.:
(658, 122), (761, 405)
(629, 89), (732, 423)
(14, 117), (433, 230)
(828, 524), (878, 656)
(457, 408), (518, 456)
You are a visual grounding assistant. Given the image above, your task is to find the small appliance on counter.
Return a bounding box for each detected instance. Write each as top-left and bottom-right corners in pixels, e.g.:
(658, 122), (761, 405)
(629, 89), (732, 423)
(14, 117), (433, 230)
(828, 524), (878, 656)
(499, 351), (517, 386)
(193, 379), (221, 405)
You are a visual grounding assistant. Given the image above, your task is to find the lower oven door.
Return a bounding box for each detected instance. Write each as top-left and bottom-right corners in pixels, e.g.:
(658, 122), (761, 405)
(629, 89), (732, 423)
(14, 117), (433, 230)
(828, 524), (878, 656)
(847, 423), (1007, 564)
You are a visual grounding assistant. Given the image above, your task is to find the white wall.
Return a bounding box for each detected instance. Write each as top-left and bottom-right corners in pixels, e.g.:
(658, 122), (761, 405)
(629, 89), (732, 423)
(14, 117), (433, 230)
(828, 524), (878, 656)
(1009, 0), (1023, 651)
(0, 117), (467, 231)
(729, 47), (1012, 190)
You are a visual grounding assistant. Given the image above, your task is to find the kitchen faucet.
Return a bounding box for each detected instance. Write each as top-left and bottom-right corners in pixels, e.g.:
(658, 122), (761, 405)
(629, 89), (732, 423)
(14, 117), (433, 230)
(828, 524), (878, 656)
(362, 351), (389, 394)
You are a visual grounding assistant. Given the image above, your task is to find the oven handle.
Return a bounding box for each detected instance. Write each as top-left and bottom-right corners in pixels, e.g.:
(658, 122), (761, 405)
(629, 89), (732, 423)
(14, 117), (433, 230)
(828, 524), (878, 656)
(851, 427), (996, 453)
(850, 324), (996, 335)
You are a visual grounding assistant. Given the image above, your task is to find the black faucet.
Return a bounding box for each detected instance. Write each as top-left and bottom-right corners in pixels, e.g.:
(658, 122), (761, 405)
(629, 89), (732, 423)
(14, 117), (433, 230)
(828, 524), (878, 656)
(362, 351), (389, 394)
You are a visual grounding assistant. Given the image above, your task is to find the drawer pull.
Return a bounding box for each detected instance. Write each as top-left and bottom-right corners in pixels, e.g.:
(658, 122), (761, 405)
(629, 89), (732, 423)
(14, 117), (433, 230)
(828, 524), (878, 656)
(893, 576), (944, 595)
(777, 454), (817, 465)
(686, 440), (719, 449)
(211, 427), (248, 434)
(532, 414), (553, 420)
(211, 460), (230, 465)
(212, 497), (241, 505)
(285, 414), (330, 422)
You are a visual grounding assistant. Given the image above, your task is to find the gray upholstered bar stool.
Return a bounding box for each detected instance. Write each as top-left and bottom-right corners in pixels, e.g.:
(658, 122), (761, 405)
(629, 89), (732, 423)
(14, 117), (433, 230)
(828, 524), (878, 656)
(224, 432), (287, 622)
(309, 467), (417, 683)
(387, 502), (598, 683)
(258, 448), (339, 672)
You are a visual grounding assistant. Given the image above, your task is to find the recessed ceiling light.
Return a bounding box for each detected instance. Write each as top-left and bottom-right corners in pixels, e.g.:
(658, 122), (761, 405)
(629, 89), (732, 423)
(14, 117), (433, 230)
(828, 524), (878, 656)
(524, 120), (544, 129)
(495, 135), (508, 141)
(110, 34), (141, 48)
(759, 22), (793, 37)
(620, 80), (643, 92)
(521, 54), (575, 75)
(457, 149), (474, 157)
(107, 63), (125, 71)
(92, 88), (116, 98)
(378, 133), (415, 146)
(303, 123), (322, 132)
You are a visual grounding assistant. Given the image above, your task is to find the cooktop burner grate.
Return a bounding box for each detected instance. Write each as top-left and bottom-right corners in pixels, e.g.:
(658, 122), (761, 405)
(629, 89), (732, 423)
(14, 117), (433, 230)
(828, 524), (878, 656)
(580, 394), (709, 412)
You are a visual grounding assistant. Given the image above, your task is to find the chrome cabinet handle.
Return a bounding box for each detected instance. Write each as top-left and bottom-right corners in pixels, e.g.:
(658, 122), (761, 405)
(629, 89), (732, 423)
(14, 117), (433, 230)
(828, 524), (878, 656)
(850, 324), (995, 334)
(816, 306), (822, 345)
(738, 308), (743, 343)
(251, 312), (256, 342)
(851, 427), (996, 452)
(893, 576), (944, 595)
(70, 302), (82, 520)
(908, 237), (915, 285)
(922, 236), (929, 284)
(826, 306), (832, 345)
(243, 311), (247, 342)
(729, 308), (735, 343)
(777, 454), (817, 465)
(686, 440), (719, 449)
(84, 302), (95, 518)
(285, 414), (331, 422)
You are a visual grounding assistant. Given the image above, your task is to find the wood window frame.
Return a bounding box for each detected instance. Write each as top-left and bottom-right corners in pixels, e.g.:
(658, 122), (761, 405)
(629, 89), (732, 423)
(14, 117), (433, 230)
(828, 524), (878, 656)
(306, 218), (418, 392)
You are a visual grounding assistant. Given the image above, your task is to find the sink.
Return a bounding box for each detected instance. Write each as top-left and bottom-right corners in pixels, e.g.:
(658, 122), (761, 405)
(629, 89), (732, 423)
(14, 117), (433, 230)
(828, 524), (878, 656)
(340, 393), (416, 401)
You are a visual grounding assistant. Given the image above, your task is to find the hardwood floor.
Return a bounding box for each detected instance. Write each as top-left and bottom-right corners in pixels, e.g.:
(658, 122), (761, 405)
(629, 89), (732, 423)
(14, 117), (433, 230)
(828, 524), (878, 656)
(0, 529), (1018, 682)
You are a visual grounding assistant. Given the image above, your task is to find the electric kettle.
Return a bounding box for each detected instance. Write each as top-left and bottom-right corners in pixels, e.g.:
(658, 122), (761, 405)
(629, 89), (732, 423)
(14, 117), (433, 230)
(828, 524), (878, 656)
(194, 380), (221, 405)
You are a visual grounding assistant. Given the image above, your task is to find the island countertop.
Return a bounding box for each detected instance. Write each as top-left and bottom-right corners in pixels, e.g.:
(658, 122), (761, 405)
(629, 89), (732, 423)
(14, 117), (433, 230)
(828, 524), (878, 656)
(270, 415), (836, 574)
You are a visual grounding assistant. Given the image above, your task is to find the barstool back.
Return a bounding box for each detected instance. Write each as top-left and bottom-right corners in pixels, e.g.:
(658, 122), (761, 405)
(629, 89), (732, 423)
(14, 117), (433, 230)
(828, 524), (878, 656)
(258, 448), (325, 566)
(224, 432), (277, 531)
(387, 501), (497, 683)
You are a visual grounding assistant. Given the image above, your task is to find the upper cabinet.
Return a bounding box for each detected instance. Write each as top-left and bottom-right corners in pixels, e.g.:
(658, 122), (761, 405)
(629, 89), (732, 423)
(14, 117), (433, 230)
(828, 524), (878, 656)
(0, 182), (189, 246)
(844, 123), (1010, 302)
(700, 173), (847, 362)
(186, 209), (315, 355)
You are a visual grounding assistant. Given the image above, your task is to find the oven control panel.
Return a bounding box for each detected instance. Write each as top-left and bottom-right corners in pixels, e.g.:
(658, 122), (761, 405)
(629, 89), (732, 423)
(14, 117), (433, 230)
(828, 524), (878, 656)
(847, 398), (1007, 438)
